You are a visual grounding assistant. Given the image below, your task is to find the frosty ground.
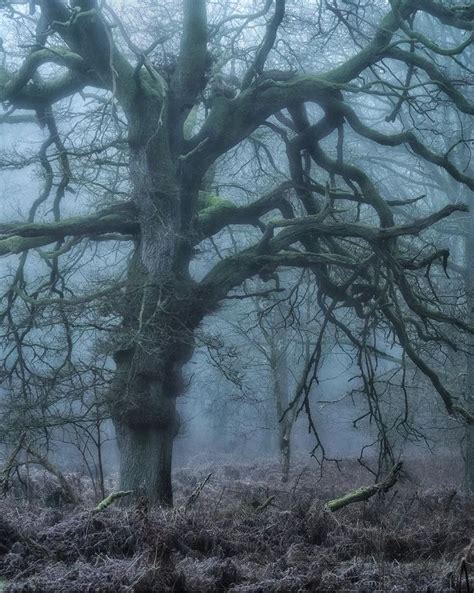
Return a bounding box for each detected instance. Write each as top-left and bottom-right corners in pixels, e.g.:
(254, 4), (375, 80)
(0, 457), (471, 592)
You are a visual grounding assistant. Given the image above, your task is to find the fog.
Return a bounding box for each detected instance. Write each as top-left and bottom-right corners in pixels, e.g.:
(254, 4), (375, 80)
(0, 1), (472, 591)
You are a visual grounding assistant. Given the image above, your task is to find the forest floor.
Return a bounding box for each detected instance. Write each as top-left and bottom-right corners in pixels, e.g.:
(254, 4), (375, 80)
(0, 456), (472, 592)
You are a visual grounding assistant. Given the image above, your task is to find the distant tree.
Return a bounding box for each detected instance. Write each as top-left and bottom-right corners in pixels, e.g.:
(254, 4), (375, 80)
(205, 278), (321, 481)
(0, 0), (473, 504)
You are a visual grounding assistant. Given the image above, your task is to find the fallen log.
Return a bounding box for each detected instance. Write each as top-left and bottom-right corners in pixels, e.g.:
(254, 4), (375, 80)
(254, 495), (276, 514)
(325, 462), (403, 512)
(93, 490), (133, 512)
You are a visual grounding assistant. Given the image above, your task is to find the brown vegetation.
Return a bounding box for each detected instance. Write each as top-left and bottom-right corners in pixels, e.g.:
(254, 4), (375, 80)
(0, 458), (471, 592)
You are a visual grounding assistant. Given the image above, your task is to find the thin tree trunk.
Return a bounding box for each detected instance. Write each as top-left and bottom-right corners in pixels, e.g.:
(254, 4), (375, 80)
(271, 345), (292, 482)
(279, 431), (290, 483)
(95, 415), (106, 501)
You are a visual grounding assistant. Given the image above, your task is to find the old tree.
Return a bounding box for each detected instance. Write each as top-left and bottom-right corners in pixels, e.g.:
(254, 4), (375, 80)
(0, 0), (473, 504)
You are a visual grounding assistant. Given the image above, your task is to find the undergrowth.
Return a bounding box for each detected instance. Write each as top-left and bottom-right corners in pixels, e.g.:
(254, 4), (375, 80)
(0, 457), (471, 592)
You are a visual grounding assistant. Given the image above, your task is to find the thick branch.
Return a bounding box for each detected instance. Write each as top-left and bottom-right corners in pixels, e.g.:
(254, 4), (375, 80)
(200, 201), (466, 314)
(195, 182), (293, 240)
(191, 0), (472, 171)
(0, 67), (88, 110)
(191, 5), (404, 167)
(0, 48), (86, 101)
(200, 250), (359, 305)
(331, 100), (474, 191)
(411, 0), (474, 31)
(385, 47), (474, 116)
(0, 203), (138, 255)
(265, 203), (467, 249)
(241, 0), (285, 90)
(93, 490), (133, 512)
(172, 0), (208, 113)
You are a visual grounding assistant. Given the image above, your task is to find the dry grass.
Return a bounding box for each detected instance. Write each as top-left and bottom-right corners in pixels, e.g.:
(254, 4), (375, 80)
(0, 457), (472, 592)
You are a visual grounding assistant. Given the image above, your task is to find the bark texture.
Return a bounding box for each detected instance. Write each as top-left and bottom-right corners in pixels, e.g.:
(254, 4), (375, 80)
(466, 200), (474, 493)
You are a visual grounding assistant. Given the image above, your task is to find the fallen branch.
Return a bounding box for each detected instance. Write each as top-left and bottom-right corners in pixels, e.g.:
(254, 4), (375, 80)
(1, 435), (78, 504)
(254, 494), (276, 513)
(325, 462), (403, 512)
(93, 490), (133, 512)
(185, 473), (212, 510)
(24, 443), (78, 504)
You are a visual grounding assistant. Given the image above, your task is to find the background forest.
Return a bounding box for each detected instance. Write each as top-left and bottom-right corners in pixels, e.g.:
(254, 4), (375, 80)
(0, 0), (472, 591)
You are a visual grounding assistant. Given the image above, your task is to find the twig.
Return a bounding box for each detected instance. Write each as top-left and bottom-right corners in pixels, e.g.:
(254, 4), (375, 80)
(185, 473), (212, 510)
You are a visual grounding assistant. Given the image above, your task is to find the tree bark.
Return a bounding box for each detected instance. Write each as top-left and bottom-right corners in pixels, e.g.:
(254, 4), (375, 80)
(269, 323), (292, 482)
(279, 431), (290, 483)
(109, 282), (193, 506)
(465, 198), (474, 493)
(108, 68), (202, 506)
(115, 420), (175, 506)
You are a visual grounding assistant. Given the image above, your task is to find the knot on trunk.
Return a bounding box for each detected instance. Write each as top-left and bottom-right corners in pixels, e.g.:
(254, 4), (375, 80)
(108, 374), (179, 430)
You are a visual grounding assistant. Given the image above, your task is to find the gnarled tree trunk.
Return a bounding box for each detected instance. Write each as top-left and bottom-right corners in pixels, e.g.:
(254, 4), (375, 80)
(108, 72), (203, 505)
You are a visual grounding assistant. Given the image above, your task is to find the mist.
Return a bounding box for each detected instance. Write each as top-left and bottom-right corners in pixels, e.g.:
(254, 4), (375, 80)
(0, 0), (472, 591)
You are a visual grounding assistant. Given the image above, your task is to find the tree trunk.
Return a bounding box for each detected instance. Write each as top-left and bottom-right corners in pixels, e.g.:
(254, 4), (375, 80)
(107, 76), (203, 505)
(466, 425), (474, 493)
(110, 344), (185, 506)
(280, 431), (290, 483)
(271, 344), (292, 482)
(465, 197), (474, 493)
(115, 420), (175, 506)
